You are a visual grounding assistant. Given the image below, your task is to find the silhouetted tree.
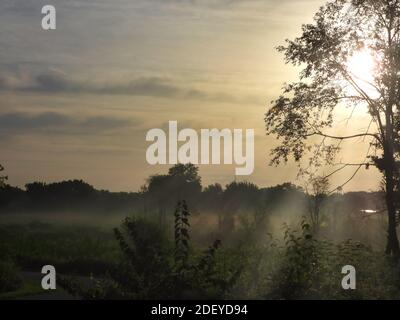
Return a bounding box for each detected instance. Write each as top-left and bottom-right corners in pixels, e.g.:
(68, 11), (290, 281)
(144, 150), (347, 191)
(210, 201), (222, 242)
(0, 164), (7, 188)
(265, 0), (400, 256)
(221, 182), (259, 233)
(307, 177), (329, 235)
(263, 183), (305, 214)
(202, 183), (224, 226)
(202, 183), (224, 208)
(168, 163), (201, 185)
(147, 174), (170, 226)
(146, 164), (202, 226)
(25, 180), (96, 210)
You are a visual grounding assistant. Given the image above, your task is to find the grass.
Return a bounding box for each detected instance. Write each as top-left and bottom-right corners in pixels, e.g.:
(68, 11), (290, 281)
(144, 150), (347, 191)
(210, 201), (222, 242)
(0, 281), (44, 300)
(1, 215), (400, 300)
(0, 222), (121, 277)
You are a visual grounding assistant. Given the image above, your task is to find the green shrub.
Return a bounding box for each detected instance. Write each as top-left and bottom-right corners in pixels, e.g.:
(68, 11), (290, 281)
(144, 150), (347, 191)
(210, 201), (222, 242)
(61, 200), (241, 299)
(0, 260), (22, 294)
(265, 220), (400, 300)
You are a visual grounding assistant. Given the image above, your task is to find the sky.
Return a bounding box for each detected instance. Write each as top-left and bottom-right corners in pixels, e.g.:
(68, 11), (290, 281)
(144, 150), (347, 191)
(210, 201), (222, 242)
(0, 0), (382, 192)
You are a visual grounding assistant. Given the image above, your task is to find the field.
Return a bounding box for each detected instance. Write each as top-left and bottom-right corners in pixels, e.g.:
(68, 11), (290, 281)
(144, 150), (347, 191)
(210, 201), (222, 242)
(1, 208), (399, 300)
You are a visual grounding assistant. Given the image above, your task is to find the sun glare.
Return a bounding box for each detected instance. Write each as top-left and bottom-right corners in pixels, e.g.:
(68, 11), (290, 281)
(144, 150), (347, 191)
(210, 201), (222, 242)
(346, 49), (379, 98)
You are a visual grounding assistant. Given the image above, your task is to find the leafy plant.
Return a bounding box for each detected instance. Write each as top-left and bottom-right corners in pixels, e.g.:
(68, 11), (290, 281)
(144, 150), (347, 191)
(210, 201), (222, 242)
(265, 220), (400, 300)
(174, 200), (191, 273)
(61, 201), (241, 299)
(0, 260), (22, 294)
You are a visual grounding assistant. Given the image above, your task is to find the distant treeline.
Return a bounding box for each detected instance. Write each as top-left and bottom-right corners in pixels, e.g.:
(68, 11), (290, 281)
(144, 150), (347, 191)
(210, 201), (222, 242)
(0, 180), (141, 214)
(0, 164), (384, 219)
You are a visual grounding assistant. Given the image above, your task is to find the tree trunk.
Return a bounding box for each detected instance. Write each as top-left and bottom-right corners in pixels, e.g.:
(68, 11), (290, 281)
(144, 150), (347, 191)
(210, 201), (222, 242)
(383, 42), (399, 256)
(385, 170), (399, 256)
(384, 125), (399, 256)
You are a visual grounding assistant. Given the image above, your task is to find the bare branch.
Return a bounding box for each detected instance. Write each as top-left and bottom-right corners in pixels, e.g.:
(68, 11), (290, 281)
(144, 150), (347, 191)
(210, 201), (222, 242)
(305, 131), (381, 144)
(329, 164), (363, 195)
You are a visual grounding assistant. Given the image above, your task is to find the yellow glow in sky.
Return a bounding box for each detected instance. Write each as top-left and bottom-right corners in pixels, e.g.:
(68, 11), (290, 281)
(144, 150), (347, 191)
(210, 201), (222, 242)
(346, 49), (379, 99)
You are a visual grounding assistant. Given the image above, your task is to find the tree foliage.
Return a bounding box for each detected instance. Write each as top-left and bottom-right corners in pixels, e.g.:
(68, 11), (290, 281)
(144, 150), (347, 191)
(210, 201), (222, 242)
(265, 0), (400, 256)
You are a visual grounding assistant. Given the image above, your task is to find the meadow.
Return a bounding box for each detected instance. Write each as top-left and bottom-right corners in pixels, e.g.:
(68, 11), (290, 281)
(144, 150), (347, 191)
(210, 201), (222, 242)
(1, 206), (399, 300)
(0, 165), (399, 299)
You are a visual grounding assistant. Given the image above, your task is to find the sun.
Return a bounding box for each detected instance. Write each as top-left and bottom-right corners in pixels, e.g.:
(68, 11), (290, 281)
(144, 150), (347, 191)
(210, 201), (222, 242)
(347, 50), (375, 81)
(346, 49), (379, 98)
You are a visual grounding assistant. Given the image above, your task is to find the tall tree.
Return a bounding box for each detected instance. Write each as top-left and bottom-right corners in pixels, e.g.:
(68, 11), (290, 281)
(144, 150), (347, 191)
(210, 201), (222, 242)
(168, 163), (201, 185)
(265, 0), (400, 256)
(146, 164), (202, 225)
(307, 176), (329, 235)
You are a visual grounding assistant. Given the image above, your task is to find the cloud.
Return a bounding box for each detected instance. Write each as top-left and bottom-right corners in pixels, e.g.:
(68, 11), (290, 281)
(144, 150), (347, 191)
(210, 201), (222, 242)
(147, 0), (271, 8)
(34, 73), (80, 93)
(0, 71), (263, 104)
(0, 0), (41, 15)
(101, 77), (180, 97)
(0, 77), (10, 90)
(0, 111), (135, 137)
(0, 112), (71, 129)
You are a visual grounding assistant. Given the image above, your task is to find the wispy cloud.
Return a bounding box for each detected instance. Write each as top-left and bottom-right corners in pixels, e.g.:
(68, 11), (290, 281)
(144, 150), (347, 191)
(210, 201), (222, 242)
(0, 111), (135, 137)
(0, 71), (263, 104)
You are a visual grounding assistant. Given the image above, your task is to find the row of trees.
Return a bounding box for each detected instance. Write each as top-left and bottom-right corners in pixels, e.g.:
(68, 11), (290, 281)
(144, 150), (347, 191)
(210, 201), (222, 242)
(0, 163), (385, 240)
(141, 164), (307, 231)
(0, 177), (141, 214)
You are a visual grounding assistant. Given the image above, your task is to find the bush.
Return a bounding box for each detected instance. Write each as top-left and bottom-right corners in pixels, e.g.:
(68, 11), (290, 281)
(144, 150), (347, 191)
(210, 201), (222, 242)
(0, 260), (22, 293)
(61, 201), (241, 299)
(265, 220), (400, 300)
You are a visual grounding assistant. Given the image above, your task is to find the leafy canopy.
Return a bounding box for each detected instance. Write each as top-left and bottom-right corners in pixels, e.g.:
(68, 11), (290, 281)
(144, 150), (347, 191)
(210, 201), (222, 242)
(266, 0), (400, 171)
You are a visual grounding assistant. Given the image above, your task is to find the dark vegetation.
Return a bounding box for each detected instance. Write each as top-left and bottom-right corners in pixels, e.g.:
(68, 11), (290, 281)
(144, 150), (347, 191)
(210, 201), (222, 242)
(0, 164), (385, 235)
(1, 163), (399, 299)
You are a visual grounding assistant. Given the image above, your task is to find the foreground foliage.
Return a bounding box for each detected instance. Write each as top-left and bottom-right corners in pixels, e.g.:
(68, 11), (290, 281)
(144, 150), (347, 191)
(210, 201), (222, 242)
(2, 214), (400, 300)
(0, 260), (22, 294)
(60, 201), (241, 299)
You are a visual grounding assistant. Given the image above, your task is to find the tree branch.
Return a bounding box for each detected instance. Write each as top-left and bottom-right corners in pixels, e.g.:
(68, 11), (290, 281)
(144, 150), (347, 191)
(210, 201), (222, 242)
(306, 131), (381, 144)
